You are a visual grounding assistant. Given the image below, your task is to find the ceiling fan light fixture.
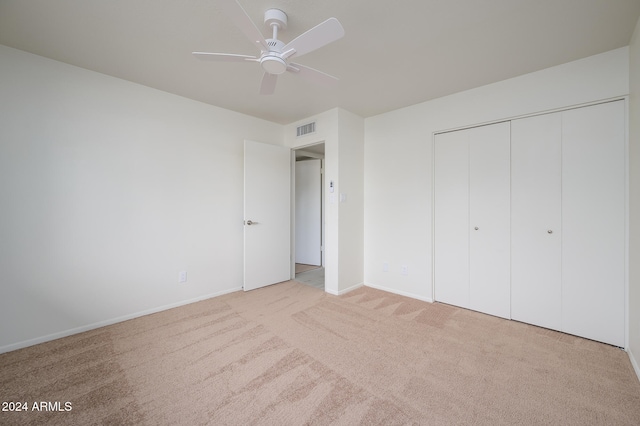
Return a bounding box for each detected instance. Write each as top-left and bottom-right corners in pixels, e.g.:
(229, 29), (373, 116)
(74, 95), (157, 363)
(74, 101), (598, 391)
(261, 55), (287, 75)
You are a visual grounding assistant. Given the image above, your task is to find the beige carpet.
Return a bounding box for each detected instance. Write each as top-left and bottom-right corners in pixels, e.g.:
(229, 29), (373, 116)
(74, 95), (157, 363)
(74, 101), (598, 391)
(1, 281), (639, 425)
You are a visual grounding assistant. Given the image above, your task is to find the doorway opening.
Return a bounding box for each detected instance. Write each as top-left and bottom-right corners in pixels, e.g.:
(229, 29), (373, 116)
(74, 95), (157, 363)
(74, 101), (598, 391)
(294, 143), (325, 290)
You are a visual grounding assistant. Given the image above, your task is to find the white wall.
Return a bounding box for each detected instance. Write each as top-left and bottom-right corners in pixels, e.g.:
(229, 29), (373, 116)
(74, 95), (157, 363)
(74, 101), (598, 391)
(0, 45), (284, 352)
(629, 16), (640, 378)
(337, 109), (364, 293)
(364, 47), (629, 303)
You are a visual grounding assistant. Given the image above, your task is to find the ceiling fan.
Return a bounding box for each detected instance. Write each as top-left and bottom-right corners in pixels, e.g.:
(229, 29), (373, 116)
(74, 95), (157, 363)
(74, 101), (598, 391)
(193, 0), (345, 95)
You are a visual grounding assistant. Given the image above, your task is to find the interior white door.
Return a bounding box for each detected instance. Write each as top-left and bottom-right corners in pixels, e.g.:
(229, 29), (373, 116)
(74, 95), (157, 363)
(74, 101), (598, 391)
(244, 140), (291, 291)
(295, 159), (322, 266)
(468, 122), (511, 319)
(511, 113), (562, 330)
(561, 101), (625, 347)
(434, 129), (470, 309)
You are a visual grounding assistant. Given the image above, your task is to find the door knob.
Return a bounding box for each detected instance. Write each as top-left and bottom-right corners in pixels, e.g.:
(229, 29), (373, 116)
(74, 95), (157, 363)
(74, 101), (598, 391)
(547, 230), (553, 234)
(474, 227), (479, 230)
(246, 220), (255, 226)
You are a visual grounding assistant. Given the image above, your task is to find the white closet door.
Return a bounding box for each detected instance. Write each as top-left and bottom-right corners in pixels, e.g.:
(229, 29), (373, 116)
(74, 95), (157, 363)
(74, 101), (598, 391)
(562, 101), (625, 347)
(511, 113), (562, 330)
(434, 130), (470, 309)
(468, 122), (511, 319)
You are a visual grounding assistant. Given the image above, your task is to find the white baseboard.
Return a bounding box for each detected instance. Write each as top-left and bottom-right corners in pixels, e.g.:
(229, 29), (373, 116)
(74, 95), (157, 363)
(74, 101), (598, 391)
(0, 287), (242, 355)
(629, 348), (640, 383)
(325, 282), (363, 296)
(364, 282), (434, 303)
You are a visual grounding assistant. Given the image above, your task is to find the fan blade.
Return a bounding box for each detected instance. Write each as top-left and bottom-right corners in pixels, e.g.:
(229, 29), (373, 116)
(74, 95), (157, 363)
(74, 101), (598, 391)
(260, 73), (278, 95)
(218, 0), (269, 52)
(192, 52), (258, 62)
(287, 63), (339, 86)
(282, 18), (344, 59)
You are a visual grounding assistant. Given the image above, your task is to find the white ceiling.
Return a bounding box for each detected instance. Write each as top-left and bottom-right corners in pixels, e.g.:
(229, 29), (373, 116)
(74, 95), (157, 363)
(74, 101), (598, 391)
(1, 0), (639, 124)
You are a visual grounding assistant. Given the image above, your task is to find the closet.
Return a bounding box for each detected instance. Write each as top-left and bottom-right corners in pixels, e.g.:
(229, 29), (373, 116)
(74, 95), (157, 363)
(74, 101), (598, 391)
(434, 100), (625, 347)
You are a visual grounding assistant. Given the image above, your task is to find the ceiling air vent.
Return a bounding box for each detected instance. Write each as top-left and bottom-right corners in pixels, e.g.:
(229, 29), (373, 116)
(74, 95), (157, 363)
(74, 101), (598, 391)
(296, 122), (316, 137)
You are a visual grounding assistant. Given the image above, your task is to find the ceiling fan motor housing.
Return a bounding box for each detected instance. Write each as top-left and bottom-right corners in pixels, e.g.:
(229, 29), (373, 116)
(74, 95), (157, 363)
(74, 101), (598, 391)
(261, 39), (287, 74)
(260, 9), (289, 75)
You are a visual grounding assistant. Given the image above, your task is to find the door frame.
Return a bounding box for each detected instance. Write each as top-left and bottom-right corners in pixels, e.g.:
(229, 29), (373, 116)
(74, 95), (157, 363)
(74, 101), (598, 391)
(291, 143), (326, 279)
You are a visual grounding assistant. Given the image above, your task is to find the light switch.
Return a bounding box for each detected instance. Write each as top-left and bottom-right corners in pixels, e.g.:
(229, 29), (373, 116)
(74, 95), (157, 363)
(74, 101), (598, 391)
(339, 193), (347, 203)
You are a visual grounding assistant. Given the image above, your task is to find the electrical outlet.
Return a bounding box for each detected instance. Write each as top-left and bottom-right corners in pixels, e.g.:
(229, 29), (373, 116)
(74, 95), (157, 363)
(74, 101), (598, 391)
(178, 271), (187, 283)
(400, 265), (409, 276)
(383, 262), (389, 272)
